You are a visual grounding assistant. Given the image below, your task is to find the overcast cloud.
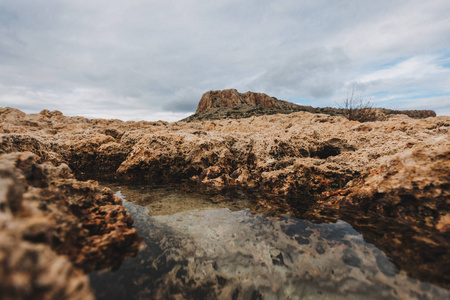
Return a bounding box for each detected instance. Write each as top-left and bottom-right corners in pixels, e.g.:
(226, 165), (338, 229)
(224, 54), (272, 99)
(0, 0), (449, 121)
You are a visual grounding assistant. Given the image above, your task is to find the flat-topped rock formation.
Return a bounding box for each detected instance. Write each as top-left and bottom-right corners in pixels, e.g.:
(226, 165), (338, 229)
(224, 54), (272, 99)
(184, 89), (313, 121)
(196, 89), (309, 113)
(184, 89), (436, 122)
(0, 96), (448, 295)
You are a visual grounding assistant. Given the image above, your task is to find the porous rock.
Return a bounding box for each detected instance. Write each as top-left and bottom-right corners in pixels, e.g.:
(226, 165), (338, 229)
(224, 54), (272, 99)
(0, 152), (141, 298)
(0, 93), (448, 288)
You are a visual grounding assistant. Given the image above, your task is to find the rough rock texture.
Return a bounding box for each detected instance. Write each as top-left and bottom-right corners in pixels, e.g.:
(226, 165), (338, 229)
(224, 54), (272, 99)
(196, 89), (307, 113)
(0, 152), (141, 299)
(183, 89), (315, 122)
(305, 133), (450, 285)
(0, 101), (448, 288)
(0, 107), (448, 215)
(183, 89), (436, 122)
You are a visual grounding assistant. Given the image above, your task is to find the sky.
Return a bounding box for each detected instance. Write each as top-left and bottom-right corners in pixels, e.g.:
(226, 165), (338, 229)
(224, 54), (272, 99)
(0, 0), (449, 121)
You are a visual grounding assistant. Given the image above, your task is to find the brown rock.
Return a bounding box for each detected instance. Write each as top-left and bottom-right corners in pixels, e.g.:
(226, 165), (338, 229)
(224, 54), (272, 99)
(184, 89), (315, 121)
(0, 95), (447, 288)
(195, 89), (303, 113)
(185, 89), (436, 122)
(0, 152), (142, 298)
(0, 231), (93, 300)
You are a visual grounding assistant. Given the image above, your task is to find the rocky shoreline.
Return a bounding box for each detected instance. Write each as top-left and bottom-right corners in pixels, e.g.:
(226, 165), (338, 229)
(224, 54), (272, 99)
(0, 91), (449, 297)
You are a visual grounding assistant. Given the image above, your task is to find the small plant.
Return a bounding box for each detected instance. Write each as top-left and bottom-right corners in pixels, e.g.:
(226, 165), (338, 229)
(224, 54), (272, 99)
(342, 88), (377, 122)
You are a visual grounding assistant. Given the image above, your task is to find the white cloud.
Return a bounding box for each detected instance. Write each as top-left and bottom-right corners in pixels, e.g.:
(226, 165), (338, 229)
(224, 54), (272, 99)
(356, 55), (450, 87)
(0, 0), (449, 120)
(246, 47), (351, 99)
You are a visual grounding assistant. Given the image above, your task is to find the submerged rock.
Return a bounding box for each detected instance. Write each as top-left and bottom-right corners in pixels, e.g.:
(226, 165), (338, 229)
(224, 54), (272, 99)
(90, 205), (449, 300)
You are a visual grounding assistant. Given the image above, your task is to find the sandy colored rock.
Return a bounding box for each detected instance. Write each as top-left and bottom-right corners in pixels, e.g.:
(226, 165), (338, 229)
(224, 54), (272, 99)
(0, 231), (93, 300)
(0, 152), (142, 298)
(0, 95), (448, 288)
(0, 107), (447, 210)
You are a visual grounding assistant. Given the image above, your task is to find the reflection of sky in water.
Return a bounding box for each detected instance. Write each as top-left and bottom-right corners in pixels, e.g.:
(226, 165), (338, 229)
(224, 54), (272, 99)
(90, 185), (449, 300)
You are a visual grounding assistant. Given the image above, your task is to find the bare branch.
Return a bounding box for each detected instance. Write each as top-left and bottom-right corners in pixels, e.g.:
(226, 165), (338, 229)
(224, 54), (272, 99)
(342, 87), (377, 122)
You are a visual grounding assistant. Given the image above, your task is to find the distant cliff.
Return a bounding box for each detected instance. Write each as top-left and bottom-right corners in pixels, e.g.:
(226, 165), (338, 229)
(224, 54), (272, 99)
(183, 89), (315, 122)
(183, 89), (436, 122)
(195, 89), (309, 113)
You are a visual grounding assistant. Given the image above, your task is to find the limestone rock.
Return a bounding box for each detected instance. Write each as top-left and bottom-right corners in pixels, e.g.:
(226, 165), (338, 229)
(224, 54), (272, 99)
(0, 100), (448, 288)
(0, 152), (142, 298)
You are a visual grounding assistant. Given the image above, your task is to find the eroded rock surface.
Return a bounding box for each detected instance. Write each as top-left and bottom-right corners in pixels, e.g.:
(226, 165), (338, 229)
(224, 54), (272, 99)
(0, 101), (449, 289)
(0, 152), (141, 299)
(309, 135), (450, 285)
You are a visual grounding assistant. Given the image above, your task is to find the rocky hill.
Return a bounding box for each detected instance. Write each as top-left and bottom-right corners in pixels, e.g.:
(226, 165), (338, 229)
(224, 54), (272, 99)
(182, 89), (313, 121)
(183, 89), (436, 122)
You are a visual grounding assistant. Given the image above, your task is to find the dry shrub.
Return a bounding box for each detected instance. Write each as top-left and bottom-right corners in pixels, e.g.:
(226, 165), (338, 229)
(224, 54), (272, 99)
(343, 89), (377, 122)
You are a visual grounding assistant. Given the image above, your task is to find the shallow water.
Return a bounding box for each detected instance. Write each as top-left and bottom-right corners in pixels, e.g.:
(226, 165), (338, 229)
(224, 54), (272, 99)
(89, 183), (449, 300)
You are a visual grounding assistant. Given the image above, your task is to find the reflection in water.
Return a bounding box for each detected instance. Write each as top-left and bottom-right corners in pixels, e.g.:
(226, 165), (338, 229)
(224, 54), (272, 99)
(89, 184), (449, 300)
(104, 184), (253, 216)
